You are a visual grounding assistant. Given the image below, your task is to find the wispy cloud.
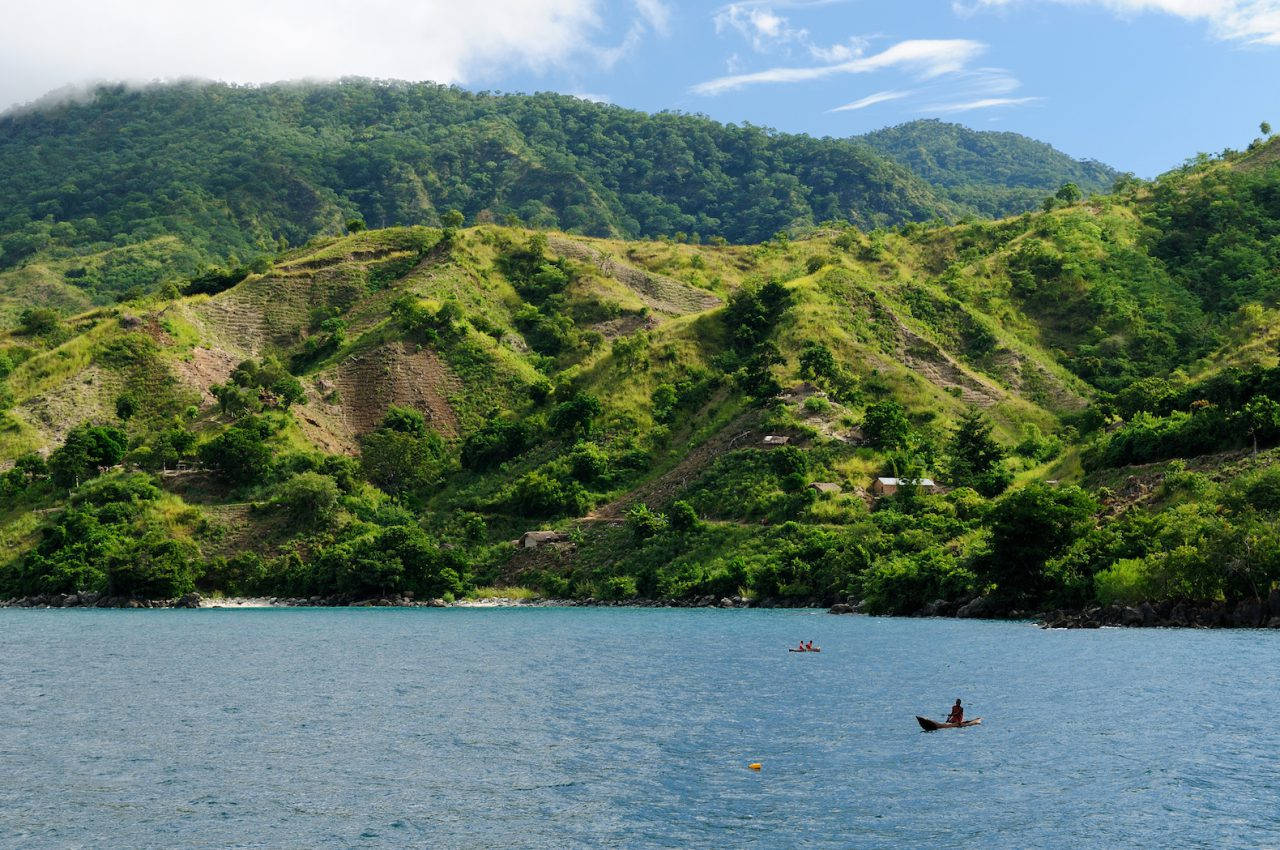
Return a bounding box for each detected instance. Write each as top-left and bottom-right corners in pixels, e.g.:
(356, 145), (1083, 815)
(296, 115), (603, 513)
(828, 89), (913, 111)
(922, 95), (1042, 112)
(692, 38), (986, 95)
(956, 0), (1280, 45)
(825, 67), (1032, 116)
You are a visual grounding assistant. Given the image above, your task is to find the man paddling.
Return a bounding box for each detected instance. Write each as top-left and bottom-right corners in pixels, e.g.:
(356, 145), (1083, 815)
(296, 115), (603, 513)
(946, 699), (963, 724)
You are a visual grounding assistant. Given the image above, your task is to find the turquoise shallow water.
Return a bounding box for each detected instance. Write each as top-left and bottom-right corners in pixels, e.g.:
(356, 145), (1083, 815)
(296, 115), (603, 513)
(2, 608), (1279, 848)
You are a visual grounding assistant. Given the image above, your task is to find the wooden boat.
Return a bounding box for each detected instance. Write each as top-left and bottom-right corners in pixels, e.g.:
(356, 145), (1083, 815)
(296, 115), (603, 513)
(788, 648), (821, 652)
(916, 715), (981, 731)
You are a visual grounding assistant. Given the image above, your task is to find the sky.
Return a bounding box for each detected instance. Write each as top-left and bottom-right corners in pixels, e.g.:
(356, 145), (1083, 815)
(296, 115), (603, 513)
(1, 0), (1277, 176)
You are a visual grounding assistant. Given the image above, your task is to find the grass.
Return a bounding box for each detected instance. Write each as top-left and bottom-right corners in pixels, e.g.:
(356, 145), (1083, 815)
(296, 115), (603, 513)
(466, 585), (542, 600)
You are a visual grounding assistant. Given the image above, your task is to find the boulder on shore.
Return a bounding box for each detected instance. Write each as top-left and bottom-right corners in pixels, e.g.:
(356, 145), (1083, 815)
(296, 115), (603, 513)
(957, 596), (1001, 619)
(828, 603), (855, 615)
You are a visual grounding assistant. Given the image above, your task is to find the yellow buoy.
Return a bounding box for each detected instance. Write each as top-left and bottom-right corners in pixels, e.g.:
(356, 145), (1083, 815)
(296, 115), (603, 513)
(748, 763), (762, 771)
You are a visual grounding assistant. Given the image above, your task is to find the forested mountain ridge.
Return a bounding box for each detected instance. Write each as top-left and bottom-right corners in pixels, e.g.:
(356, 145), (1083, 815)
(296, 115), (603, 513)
(857, 120), (1121, 218)
(0, 80), (1119, 317)
(3, 112), (1280, 622)
(0, 80), (952, 274)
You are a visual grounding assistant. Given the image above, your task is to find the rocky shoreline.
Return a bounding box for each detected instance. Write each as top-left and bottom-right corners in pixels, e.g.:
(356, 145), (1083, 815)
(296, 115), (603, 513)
(7, 590), (1280, 629)
(829, 591), (1280, 629)
(0, 591), (791, 610)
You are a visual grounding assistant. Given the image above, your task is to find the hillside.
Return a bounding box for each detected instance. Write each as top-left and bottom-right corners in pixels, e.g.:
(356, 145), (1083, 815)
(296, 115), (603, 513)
(858, 120), (1120, 218)
(3, 130), (1280, 620)
(0, 81), (1122, 319)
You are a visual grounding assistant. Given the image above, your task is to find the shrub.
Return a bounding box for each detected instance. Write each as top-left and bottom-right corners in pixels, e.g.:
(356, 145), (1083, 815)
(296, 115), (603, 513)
(461, 419), (533, 471)
(1093, 558), (1152, 606)
(601, 575), (638, 600)
(568, 443), (609, 483)
(17, 307), (61, 336)
(859, 551), (974, 615)
(803, 396), (831, 414)
(508, 472), (590, 518)
(271, 472), (341, 526)
(669, 500), (701, 533)
(626, 503), (668, 542)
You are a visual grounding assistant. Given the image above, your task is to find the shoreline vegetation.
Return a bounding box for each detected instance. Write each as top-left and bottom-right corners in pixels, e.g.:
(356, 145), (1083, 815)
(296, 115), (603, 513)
(6, 590), (1280, 630)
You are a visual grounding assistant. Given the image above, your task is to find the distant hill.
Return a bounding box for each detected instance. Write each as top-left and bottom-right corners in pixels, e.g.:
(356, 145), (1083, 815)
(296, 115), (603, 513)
(857, 120), (1121, 218)
(0, 81), (1124, 309)
(0, 80), (958, 282)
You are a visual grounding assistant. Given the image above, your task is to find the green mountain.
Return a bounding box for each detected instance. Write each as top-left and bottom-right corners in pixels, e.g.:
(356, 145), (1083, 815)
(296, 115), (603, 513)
(0, 81), (959, 286)
(858, 119), (1121, 218)
(3, 93), (1280, 623)
(0, 81), (1119, 319)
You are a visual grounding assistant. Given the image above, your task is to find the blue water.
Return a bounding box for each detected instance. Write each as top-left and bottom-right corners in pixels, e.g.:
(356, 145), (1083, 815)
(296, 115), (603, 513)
(2, 609), (1279, 848)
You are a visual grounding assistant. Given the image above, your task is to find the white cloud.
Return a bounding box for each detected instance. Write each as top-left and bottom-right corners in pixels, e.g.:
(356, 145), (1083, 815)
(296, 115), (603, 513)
(715, 3), (810, 50)
(922, 96), (1043, 112)
(825, 67), (1034, 116)
(635, 0), (673, 36)
(957, 0), (1280, 44)
(572, 92), (613, 103)
(692, 39), (986, 94)
(0, 0), (672, 110)
(828, 90), (914, 111)
(714, 1), (868, 61)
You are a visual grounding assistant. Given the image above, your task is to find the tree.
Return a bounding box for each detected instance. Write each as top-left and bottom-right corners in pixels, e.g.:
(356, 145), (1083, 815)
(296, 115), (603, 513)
(1262, 121), (1273, 137)
(863, 400), (910, 450)
(1055, 183), (1082, 204)
(979, 483), (1097, 600)
(199, 426), (272, 486)
(1241, 397), (1280, 454)
(461, 419), (533, 471)
(48, 424), (128, 488)
(360, 428), (448, 496)
(798, 342), (836, 382)
(346, 218), (366, 233)
(441, 209), (465, 229)
(549, 392), (602, 440)
(945, 408), (1012, 497)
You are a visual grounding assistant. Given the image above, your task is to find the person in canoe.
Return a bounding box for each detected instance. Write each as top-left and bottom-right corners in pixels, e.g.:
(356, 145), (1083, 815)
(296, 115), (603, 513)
(946, 699), (963, 725)
(795, 640), (807, 651)
(805, 640), (814, 651)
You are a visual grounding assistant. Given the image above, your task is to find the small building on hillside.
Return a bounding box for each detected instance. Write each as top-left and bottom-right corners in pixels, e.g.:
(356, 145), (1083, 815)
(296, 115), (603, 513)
(517, 531), (570, 549)
(870, 477), (937, 497)
(762, 435), (790, 446)
(808, 482), (842, 495)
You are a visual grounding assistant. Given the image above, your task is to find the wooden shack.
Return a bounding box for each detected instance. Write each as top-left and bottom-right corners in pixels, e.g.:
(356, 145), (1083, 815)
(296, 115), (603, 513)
(516, 530), (570, 549)
(870, 477), (937, 496)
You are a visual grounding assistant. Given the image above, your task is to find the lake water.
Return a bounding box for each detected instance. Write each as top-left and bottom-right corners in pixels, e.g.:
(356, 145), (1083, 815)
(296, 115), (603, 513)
(2, 608), (1279, 848)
